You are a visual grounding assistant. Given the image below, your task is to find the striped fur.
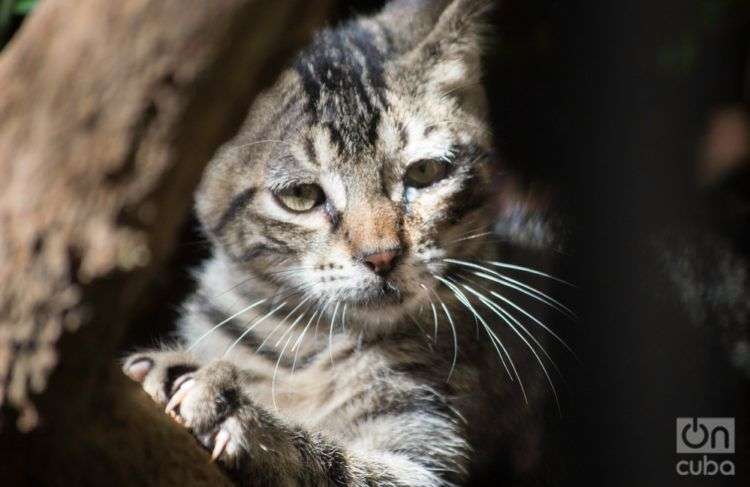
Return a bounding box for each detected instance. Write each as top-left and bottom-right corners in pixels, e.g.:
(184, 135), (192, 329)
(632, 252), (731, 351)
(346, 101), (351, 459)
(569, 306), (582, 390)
(124, 1), (555, 485)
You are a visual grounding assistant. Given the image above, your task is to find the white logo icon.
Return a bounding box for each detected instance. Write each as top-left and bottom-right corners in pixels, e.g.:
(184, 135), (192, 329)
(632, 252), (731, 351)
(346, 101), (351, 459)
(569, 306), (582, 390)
(676, 417), (734, 454)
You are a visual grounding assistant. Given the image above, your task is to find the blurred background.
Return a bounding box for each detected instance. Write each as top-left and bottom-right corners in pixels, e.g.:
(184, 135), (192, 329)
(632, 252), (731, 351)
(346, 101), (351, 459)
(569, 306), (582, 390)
(4, 0), (750, 485)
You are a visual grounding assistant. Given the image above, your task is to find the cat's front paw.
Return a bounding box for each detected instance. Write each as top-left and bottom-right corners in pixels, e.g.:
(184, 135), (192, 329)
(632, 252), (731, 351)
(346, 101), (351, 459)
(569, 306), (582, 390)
(163, 361), (247, 462)
(123, 352), (246, 463)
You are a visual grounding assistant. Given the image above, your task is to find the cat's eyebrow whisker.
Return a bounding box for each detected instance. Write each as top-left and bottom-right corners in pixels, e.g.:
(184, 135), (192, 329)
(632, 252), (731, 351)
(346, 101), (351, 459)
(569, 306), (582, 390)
(485, 261), (577, 288)
(459, 282), (560, 414)
(224, 301), (287, 357)
(444, 259), (578, 322)
(187, 297), (267, 352)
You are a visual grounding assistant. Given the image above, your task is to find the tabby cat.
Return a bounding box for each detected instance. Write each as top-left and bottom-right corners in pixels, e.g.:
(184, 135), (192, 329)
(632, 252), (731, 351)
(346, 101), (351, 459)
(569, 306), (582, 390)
(123, 0), (566, 484)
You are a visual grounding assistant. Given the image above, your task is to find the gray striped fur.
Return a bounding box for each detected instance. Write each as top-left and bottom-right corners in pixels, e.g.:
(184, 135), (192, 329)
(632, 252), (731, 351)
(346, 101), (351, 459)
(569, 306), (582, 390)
(124, 1), (556, 485)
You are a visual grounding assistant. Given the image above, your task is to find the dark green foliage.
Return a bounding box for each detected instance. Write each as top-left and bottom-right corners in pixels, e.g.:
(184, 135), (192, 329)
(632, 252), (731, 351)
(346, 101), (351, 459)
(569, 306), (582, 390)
(1, 0), (36, 47)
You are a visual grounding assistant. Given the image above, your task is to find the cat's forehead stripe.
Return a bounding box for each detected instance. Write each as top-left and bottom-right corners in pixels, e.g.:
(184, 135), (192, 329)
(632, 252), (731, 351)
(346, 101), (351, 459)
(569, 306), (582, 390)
(303, 137), (318, 167)
(311, 127), (337, 171)
(294, 24), (390, 153)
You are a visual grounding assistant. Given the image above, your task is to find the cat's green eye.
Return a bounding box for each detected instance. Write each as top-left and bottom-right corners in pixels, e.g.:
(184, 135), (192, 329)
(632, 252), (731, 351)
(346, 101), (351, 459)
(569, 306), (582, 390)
(404, 159), (450, 188)
(275, 184), (325, 213)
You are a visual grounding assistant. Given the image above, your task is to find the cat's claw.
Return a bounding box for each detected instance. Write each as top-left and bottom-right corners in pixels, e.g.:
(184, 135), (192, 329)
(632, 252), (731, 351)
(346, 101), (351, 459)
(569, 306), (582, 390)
(165, 377), (195, 415)
(211, 429), (231, 462)
(164, 376), (235, 461)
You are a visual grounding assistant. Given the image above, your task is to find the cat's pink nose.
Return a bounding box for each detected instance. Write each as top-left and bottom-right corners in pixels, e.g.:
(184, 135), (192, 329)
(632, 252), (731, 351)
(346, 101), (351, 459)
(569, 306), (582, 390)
(362, 249), (400, 276)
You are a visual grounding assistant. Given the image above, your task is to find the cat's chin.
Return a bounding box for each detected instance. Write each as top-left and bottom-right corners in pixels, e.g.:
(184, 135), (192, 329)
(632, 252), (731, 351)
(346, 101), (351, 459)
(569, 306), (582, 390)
(340, 288), (427, 328)
(350, 284), (406, 307)
(347, 304), (412, 328)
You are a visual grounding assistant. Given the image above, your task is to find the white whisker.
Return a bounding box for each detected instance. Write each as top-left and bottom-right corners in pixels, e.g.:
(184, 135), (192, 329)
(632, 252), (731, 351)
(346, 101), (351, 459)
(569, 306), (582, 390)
(313, 298), (333, 340)
(445, 259), (578, 317)
(234, 139), (287, 150)
(446, 258), (578, 322)
(291, 308), (321, 374)
(431, 301), (439, 343)
(434, 275), (515, 383)
(223, 301), (287, 357)
(486, 261), (576, 288)
(438, 298), (459, 381)
(474, 270), (578, 322)
(272, 306), (308, 352)
(187, 298), (267, 352)
(408, 312), (430, 337)
(328, 301), (341, 365)
(450, 231), (493, 244)
(421, 284), (440, 343)
(489, 290), (578, 361)
(461, 283), (558, 413)
(441, 276), (528, 404)
(255, 296), (311, 353)
(271, 332), (295, 411)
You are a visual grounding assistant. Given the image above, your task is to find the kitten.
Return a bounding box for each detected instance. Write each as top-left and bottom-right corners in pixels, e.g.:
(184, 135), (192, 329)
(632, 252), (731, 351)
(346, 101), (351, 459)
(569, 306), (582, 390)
(123, 0), (565, 484)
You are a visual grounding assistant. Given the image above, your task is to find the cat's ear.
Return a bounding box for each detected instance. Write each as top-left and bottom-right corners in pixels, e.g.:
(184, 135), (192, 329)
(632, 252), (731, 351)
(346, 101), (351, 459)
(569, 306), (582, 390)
(397, 0), (492, 94)
(375, 1), (451, 52)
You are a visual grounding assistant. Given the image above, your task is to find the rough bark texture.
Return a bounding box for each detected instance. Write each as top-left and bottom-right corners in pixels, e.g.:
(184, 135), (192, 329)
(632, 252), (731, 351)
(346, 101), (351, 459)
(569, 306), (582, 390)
(0, 0), (331, 484)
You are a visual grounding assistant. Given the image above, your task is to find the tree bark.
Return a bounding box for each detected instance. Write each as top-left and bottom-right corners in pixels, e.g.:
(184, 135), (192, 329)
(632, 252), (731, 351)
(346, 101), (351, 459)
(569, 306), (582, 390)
(0, 0), (331, 484)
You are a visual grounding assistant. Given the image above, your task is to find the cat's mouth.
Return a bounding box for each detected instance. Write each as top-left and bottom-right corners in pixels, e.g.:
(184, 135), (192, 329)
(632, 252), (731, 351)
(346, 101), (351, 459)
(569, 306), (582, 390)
(347, 281), (409, 309)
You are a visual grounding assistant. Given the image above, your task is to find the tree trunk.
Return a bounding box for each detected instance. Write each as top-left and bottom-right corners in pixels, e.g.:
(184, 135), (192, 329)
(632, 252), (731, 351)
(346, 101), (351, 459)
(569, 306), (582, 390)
(0, 0), (332, 484)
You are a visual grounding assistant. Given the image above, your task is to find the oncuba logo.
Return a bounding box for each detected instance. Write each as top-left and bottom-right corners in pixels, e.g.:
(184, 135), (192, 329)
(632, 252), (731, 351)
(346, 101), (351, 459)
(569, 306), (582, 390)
(676, 417), (735, 477)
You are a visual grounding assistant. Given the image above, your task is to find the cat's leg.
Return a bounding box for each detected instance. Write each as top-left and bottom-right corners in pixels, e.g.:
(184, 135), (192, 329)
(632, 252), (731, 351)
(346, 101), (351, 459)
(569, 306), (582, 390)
(124, 357), (468, 487)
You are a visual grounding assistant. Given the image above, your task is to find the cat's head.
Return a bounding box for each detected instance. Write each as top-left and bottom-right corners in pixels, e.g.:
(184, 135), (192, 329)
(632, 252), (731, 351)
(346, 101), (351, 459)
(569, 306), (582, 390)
(198, 0), (496, 327)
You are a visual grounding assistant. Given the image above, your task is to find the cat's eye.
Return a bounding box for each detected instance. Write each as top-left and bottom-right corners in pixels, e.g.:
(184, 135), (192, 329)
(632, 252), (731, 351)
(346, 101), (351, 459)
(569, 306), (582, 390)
(404, 159), (450, 188)
(275, 184), (325, 213)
